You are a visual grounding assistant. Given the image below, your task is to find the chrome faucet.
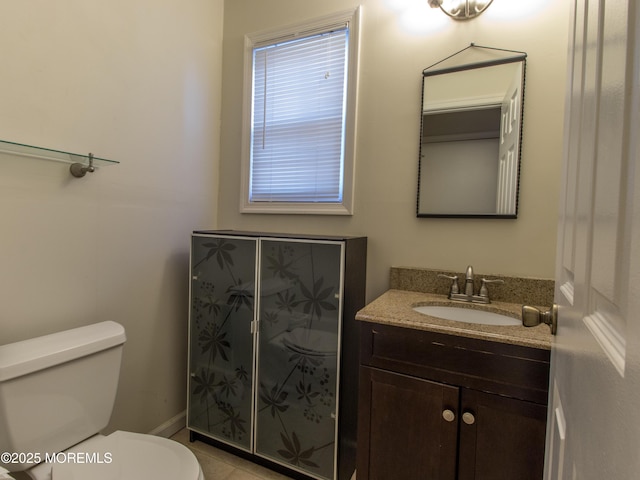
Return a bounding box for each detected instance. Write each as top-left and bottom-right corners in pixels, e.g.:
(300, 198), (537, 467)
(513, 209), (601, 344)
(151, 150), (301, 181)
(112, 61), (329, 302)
(464, 265), (475, 297)
(438, 265), (504, 304)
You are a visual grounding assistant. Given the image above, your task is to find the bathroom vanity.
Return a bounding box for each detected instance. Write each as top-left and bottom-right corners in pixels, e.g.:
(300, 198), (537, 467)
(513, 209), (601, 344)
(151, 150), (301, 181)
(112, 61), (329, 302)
(356, 269), (552, 480)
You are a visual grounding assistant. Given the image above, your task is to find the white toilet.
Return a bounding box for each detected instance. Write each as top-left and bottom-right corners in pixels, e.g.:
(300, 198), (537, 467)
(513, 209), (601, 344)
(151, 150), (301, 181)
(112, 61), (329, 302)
(0, 321), (204, 480)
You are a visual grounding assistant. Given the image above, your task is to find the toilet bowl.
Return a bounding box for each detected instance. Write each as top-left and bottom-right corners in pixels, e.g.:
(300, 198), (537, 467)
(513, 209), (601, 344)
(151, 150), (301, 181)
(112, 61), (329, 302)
(27, 431), (204, 480)
(0, 321), (203, 480)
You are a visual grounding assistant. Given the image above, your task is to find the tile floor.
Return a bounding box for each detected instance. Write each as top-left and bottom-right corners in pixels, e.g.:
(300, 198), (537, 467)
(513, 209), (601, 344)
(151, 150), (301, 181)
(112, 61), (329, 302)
(172, 429), (357, 480)
(171, 429), (295, 480)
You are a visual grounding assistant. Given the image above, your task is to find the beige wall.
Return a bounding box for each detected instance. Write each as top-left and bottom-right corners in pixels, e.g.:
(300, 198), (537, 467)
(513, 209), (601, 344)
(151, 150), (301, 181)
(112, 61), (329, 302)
(219, 0), (570, 301)
(0, 0), (223, 433)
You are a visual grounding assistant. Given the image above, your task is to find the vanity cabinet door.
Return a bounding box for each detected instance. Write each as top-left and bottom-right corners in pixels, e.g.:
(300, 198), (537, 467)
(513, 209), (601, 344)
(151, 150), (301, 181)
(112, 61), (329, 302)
(458, 389), (547, 480)
(358, 366), (459, 480)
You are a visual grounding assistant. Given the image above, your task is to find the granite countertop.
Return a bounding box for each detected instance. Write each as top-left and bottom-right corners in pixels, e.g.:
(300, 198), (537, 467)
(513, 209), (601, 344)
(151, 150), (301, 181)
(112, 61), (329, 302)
(355, 289), (552, 350)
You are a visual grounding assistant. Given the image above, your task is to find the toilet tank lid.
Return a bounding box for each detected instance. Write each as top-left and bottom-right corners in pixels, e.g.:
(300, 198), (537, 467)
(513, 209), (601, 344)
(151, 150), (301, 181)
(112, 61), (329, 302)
(0, 321), (126, 382)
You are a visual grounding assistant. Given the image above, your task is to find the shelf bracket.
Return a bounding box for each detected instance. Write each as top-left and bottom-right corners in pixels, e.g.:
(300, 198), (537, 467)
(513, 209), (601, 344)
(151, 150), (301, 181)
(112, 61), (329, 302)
(69, 153), (95, 178)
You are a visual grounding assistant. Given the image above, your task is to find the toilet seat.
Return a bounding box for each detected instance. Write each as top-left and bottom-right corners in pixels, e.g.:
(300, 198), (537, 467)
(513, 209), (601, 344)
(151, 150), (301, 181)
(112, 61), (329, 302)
(28, 431), (203, 480)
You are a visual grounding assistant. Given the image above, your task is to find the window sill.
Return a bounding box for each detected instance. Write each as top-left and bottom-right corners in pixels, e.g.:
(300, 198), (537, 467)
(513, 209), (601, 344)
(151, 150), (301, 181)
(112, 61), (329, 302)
(241, 202), (353, 216)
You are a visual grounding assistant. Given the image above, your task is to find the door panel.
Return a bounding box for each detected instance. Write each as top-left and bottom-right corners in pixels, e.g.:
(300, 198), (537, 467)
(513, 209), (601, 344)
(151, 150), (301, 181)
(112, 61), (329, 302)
(359, 366), (458, 480)
(188, 235), (258, 451)
(255, 239), (343, 480)
(582, 0), (630, 373)
(459, 389), (546, 480)
(558, 0), (585, 298)
(497, 65), (522, 214)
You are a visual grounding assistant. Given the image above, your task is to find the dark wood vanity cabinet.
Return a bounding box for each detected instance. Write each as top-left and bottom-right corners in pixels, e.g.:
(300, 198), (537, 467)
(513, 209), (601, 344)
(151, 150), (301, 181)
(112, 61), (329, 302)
(357, 322), (550, 480)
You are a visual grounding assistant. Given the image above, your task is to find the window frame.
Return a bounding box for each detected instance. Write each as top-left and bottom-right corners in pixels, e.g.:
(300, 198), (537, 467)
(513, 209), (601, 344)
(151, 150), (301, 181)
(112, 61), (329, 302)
(240, 7), (361, 215)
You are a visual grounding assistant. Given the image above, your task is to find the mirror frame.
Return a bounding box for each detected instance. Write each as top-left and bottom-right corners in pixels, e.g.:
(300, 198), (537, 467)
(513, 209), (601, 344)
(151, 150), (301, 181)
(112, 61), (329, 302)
(417, 49), (527, 219)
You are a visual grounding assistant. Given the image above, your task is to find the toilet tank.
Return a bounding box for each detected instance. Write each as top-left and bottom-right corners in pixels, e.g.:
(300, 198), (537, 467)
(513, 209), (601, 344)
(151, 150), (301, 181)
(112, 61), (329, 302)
(0, 321), (126, 471)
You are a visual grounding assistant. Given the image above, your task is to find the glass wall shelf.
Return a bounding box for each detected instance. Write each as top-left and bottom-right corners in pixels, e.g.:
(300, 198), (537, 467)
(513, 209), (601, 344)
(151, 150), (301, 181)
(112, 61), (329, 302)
(0, 139), (119, 168)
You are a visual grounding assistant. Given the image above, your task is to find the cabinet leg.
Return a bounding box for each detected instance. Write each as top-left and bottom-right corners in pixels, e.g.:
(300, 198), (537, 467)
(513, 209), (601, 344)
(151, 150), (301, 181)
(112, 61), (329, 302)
(189, 430), (196, 443)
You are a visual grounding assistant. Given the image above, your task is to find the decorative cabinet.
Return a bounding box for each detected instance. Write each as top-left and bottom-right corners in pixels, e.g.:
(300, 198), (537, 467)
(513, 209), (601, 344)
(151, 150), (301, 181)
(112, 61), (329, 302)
(188, 231), (366, 480)
(357, 322), (549, 480)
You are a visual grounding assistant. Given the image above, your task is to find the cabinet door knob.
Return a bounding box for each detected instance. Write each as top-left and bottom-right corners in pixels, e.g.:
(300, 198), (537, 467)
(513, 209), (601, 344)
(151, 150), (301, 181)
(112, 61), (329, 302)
(442, 409), (456, 422)
(462, 412), (476, 425)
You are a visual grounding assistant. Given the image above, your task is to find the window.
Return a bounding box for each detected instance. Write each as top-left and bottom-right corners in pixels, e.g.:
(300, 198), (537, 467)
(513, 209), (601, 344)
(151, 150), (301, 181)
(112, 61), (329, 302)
(240, 8), (361, 214)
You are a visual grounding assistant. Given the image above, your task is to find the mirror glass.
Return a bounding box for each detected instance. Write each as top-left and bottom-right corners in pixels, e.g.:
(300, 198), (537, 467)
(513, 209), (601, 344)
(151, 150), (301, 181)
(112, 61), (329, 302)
(417, 52), (526, 218)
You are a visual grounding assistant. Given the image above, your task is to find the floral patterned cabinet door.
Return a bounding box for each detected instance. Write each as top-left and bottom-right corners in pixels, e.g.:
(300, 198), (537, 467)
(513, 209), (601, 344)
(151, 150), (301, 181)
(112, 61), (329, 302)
(187, 234), (258, 451)
(255, 239), (343, 480)
(188, 231), (366, 480)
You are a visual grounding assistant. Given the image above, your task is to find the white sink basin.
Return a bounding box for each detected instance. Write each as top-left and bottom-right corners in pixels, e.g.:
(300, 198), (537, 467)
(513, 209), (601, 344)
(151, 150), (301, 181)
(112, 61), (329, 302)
(412, 305), (521, 326)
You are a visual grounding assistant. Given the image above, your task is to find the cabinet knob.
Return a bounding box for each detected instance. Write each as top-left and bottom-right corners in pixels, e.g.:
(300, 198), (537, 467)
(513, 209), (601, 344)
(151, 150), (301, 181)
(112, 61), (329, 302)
(442, 409), (456, 422)
(462, 412), (476, 425)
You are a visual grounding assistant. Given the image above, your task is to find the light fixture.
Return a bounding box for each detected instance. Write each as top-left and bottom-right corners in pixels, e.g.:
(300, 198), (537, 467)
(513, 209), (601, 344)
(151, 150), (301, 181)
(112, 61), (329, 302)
(428, 0), (494, 20)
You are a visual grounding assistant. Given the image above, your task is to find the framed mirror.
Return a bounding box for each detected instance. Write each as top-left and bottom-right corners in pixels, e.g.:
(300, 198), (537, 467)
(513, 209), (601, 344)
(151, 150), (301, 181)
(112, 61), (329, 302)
(417, 45), (527, 218)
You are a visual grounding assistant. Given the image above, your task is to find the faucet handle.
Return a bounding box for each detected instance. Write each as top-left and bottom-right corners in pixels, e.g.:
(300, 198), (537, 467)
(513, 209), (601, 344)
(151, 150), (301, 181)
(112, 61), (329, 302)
(479, 278), (505, 298)
(438, 274), (460, 295)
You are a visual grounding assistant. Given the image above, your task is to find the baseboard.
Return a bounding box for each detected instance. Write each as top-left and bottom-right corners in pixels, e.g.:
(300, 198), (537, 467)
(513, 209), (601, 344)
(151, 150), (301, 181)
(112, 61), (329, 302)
(148, 410), (186, 438)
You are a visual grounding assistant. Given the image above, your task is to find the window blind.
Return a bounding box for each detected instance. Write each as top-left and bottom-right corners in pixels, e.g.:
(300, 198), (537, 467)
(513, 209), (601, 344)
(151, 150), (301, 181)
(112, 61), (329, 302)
(250, 28), (349, 203)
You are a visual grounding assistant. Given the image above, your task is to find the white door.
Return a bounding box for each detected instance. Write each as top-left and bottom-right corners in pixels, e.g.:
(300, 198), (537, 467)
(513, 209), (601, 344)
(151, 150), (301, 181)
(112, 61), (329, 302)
(545, 0), (640, 478)
(496, 63), (523, 215)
